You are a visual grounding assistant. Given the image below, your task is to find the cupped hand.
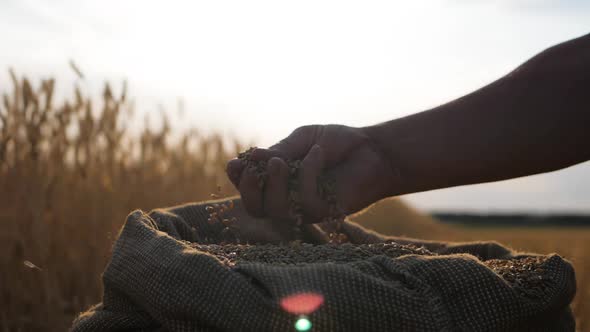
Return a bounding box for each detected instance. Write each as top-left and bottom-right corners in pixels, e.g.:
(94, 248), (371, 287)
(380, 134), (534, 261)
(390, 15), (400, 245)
(226, 125), (400, 223)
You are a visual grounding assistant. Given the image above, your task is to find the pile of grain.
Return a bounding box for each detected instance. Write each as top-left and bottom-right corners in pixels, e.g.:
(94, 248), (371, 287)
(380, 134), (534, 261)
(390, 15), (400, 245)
(486, 256), (555, 300)
(192, 241), (556, 301)
(191, 241), (435, 267)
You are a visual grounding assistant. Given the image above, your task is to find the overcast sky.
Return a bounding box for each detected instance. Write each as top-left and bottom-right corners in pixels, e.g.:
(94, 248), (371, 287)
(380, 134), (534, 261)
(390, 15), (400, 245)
(1, 0), (589, 213)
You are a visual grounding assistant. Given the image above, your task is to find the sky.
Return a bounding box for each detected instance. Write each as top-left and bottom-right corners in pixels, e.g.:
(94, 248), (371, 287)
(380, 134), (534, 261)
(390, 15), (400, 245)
(1, 0), (589, 213)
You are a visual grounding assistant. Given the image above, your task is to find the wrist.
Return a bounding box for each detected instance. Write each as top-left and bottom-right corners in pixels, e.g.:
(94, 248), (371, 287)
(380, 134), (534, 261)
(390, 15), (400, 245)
(361, 123), (407, 197)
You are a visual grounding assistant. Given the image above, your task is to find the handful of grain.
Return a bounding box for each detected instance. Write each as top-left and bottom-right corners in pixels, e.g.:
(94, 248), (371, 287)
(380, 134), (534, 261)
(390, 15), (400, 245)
(238, 147), (347, 243)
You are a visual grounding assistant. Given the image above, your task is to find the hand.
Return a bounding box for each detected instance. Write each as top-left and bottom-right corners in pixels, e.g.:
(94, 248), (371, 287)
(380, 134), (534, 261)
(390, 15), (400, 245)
(226, 125), (400, 223)
(224, 199), (303, 243)
(229, 199), (329, 244)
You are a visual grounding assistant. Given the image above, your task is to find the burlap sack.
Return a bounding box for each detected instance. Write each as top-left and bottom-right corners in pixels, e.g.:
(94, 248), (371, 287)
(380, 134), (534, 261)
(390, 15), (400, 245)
(72, 198), (576, 331)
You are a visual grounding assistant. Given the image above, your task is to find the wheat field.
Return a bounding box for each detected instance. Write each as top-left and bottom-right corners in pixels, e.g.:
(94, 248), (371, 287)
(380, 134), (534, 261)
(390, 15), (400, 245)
(1, 72), (588, 331)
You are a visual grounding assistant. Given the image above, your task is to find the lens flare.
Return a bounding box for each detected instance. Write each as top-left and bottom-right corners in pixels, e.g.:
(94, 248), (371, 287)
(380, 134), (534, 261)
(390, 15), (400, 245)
(280, 292), (324, 315)
(295, 317), (312, 331)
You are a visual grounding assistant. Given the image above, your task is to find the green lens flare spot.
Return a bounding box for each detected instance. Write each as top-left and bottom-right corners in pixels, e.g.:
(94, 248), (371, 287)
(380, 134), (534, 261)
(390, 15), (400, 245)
(295, 317), (312, 331)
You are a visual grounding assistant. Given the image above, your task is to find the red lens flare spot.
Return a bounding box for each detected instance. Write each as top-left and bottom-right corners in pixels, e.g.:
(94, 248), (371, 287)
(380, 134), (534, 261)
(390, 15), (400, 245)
(280, 292), (324, 315)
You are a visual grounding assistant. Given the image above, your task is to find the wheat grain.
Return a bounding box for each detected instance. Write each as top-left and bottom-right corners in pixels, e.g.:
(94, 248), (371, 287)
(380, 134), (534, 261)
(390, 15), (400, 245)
(237, 147), (347, 243)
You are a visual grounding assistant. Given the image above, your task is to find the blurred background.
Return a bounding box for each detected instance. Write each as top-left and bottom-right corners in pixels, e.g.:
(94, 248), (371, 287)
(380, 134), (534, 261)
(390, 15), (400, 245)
(1, 0), (589, 331)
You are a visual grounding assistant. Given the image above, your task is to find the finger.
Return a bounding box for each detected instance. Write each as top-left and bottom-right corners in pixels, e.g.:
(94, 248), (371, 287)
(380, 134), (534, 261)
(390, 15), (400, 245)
(269, 125), (318, 160)
(239, 167), (265, 218)
(325, 164), (355, 216)
(299, 144), (330, 222)
(226, 159), (244, 189)
(313, 125), (367, 166)
(264, 157), (291, 219)
(248, 148), (287, 161)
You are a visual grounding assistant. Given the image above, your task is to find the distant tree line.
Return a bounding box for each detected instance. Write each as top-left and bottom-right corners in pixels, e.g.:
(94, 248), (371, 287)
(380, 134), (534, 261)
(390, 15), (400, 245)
(433, 213), (590, 227)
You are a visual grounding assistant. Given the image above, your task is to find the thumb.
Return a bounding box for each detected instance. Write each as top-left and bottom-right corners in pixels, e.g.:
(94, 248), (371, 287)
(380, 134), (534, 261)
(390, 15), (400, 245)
(268, 125), (319, 160)
(241, 126), (318, 163)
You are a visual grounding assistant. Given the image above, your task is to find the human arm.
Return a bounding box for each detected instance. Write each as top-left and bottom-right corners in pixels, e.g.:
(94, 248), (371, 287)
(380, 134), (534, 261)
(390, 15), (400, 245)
(227, 33), (590, 222)
(367, 32), (590, 196)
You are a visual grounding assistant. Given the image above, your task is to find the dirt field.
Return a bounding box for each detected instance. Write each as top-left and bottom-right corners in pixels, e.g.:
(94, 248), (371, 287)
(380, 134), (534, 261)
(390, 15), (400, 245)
(1, 74), (588, 331)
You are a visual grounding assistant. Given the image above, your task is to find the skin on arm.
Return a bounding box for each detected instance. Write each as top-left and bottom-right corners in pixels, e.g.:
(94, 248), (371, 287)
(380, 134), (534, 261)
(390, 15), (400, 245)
(227, 32), (590, 222)
(367, 32), (590, 196)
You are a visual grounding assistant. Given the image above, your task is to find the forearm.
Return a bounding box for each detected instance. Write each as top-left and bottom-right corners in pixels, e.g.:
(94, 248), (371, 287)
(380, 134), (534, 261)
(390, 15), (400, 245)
(367, 33), (590, 195)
